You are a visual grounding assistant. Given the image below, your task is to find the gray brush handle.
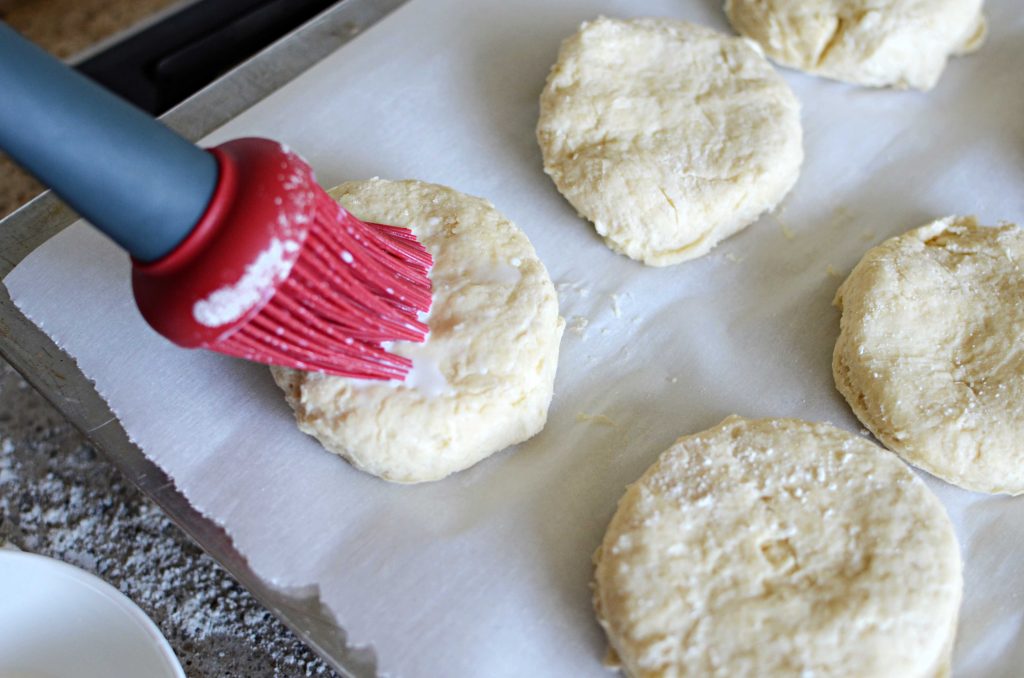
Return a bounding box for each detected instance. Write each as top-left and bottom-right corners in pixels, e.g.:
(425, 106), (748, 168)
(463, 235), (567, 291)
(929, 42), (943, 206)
(0, 21), (218, 262)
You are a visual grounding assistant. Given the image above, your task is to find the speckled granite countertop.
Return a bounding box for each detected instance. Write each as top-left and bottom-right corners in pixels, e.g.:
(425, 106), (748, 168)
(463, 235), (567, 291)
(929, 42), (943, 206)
(0, 2), (335, 675)
(0, 361), (333, 677)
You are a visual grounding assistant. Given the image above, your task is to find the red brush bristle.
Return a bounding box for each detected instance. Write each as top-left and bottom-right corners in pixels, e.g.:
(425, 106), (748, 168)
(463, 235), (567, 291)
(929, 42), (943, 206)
(212, 188), (433, 379)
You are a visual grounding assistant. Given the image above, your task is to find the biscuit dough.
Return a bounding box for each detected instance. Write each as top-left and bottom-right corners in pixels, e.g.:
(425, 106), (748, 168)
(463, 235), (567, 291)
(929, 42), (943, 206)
(593, 416), (962, 677)
(537, 18), (803, 267)
(834, 216), (1024, 494)
(272, 179), (564, 483)
(725, 0), (986, 90)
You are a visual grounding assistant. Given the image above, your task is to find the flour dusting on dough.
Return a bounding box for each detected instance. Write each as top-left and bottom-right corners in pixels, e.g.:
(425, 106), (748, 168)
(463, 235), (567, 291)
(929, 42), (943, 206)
(594, 416), (962, 676)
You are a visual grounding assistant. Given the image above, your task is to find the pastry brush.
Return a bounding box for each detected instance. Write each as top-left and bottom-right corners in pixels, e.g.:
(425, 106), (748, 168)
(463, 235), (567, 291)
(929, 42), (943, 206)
(0, 22), (431, 380)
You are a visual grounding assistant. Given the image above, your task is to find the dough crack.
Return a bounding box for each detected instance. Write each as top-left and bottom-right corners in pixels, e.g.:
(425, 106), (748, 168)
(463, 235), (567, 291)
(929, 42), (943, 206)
(815, 16), (848, 68)
(658, 186), (680, 223)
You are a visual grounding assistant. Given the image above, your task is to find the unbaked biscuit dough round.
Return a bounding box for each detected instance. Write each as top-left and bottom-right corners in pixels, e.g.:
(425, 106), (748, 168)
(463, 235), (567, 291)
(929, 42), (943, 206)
(272, 179), (564, 483)
(725, 0), (986, 90)
(834, 216), (1024, 494)
(593, 416), (962, 678)
(537, 18), (803, 267)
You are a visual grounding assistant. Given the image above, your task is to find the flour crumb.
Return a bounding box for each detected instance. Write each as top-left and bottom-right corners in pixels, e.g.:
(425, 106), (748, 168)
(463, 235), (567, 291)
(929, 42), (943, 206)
(569, 316), (589, 337)
(768, 208), (797, 240)
(830, 206), (854, 230)
(724, 252), (745, 263)
(577, 412), (618, 427)
(609, 293), (629, 318)
(826, 264), (842, 279)
(556, 280), (591, 299)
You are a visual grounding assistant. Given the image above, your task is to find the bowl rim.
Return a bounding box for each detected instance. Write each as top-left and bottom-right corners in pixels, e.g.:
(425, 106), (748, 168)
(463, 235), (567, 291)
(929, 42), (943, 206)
(0, 548), (186, 678)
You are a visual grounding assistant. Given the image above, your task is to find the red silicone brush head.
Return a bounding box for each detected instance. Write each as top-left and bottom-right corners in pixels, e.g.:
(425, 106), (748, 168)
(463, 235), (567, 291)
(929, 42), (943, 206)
(131, 137), (432, 379)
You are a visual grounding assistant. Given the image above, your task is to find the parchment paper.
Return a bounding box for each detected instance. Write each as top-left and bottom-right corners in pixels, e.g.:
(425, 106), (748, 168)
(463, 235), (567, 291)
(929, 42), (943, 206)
(7, 0), (1024, 675)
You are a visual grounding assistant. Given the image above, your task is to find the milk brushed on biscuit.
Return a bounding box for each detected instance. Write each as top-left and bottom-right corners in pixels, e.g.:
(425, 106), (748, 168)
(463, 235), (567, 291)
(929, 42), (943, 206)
(537, 17), (803, 266)
(594, 416), (961, 678)
(725, 0), (986, 90)
(273, 179), (564, 483)
(834, 216), (1024, 494)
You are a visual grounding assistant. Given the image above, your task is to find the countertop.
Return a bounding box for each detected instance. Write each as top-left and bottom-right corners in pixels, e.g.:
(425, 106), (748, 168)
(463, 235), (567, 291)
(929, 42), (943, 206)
(0, 2), (334, 675)
(0, 363), (332, 676)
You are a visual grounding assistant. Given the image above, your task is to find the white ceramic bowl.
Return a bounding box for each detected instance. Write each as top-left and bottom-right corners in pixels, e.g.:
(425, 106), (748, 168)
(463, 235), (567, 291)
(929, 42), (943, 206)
(0, 549), (185, 678)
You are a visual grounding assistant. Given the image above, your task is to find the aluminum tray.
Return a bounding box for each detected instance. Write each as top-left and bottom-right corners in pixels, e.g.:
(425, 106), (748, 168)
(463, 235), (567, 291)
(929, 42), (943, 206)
(0, 2), (407, 675)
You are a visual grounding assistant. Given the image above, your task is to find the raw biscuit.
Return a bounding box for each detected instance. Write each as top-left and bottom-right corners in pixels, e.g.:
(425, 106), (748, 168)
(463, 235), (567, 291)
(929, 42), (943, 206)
(537, 17), (803, 266)
(273, 179), (564, 483)
(594, 416), (962, 677)
(833, 216), (1024, 494)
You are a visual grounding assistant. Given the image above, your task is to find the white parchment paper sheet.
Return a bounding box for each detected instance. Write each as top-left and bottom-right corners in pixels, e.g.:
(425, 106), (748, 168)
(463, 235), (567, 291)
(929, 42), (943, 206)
(7, 0), (1024, 675)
